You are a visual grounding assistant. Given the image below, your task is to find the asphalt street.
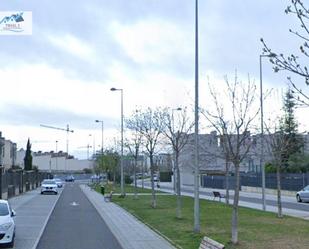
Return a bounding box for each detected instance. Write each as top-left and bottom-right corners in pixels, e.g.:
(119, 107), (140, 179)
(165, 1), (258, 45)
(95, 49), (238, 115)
(8, 188), (61, 249)
(36, 183), (122, 249)
(146, 183), (309, 212)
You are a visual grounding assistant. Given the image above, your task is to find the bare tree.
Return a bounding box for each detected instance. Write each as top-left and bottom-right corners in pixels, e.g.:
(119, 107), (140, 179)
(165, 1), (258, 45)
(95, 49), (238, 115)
(264, 122), (289, 218)
(201, 74), (260, 244)
(127, 107), (166, 208)
(201, 134), (232, 205)
(162, 107), (193, 218)
(125, 112), (143, 199)
(261, 0), (309, 105)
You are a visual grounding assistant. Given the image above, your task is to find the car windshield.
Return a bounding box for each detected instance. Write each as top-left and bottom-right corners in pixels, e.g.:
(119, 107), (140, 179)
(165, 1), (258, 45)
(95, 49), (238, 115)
(43, 180), (56, 185)
(304, 186), (309, 191)
(53, 179), (61, 182)
(0, 203), (9, 216)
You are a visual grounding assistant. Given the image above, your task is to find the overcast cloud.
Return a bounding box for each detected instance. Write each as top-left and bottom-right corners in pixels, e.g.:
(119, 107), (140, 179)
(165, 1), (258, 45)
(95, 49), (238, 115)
(0, 0), (307, 158)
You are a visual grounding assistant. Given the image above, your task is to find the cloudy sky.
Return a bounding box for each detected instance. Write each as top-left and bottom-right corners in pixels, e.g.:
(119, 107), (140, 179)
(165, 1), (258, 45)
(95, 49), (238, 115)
(0, 0), (307, 159)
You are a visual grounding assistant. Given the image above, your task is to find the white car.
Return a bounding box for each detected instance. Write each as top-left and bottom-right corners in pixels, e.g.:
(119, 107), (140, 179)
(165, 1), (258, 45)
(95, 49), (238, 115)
(53, 178), (63, 188)
(41, 179), (58, 195)
(0, 200), (16, 248)
(296, 185), (309, 202)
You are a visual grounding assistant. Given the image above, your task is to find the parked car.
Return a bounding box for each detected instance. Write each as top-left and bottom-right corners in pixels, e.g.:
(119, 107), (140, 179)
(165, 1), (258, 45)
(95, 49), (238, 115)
(53, 178), (63, 188)
(0, 200), (16, 248)
(65, 175), (75, 182)
(41, 179), (58, 195)
(296, 185), (309, 202)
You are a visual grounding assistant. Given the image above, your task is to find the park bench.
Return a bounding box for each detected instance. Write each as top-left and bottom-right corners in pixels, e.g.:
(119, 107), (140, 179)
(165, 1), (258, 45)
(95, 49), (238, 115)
(104, 191), (113, 202)
(199, 236), (225, 249)
(213, 191), (225, 202)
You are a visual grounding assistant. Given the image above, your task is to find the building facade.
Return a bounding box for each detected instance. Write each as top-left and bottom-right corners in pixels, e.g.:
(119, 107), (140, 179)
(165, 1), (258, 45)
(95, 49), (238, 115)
(179, 131), (309, 186)
(16, 149), (94, 172)
(0, 132), (17, 170)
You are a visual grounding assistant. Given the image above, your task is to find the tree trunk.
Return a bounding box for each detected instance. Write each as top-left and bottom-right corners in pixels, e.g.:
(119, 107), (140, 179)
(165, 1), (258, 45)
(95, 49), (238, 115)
(225, 159), (230, 205)
(276, 163), (283, 218)
(134, 157), (138, 199)
(150, 154), (156, 208)
(175, 153), (182, 219)
(113, 170), (116, 189)
(142, 159), (144, 189)
(231, 163), (240, 244)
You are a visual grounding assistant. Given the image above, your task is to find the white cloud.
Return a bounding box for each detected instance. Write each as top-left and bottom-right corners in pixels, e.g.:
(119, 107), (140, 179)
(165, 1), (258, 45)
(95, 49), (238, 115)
(47, 34), (95, 62)
(110, 19), (193, 65)
(0, 64), (116, 118)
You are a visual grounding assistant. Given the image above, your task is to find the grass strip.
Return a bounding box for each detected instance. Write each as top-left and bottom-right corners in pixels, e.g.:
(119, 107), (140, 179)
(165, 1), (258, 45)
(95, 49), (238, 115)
(105, 192), (309, 249)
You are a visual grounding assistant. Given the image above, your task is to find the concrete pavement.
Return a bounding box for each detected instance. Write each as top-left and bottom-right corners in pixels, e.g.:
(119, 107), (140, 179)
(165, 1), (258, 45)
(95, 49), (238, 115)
(80, 184), (176, 249)
(3, 182), (175, 249)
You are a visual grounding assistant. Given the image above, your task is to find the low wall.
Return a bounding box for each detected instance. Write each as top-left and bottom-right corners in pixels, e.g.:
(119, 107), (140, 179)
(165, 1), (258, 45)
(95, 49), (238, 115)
(242, 186), (296, 197)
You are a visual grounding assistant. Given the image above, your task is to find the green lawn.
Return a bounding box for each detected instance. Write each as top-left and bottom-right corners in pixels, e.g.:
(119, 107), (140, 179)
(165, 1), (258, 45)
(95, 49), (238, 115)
(100, 191), (309, 249)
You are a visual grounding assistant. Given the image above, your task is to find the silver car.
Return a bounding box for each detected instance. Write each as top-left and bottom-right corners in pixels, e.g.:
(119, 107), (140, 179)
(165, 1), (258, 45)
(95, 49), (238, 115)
(296, 185), (309, 202)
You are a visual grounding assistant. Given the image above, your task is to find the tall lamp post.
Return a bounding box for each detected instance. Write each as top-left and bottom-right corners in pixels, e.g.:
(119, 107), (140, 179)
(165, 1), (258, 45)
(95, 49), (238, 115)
(259, 53), (276, 211)
(172, 107), (182, 194)
(95, 120), (104, 156)
(194, 0), (200, 233)
(111, 87), (124, 196)
(55, 140), (58, 171)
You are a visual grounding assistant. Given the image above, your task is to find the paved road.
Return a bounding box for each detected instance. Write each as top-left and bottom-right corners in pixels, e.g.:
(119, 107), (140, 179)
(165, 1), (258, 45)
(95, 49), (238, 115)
(36, 183), (122, 249)
(9, 188), (61, 249)
(143, 182), (309, 212)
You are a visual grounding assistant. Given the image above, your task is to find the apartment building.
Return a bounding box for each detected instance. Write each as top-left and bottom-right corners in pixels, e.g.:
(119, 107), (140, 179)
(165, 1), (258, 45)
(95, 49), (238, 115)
(0, 132), (17, 170)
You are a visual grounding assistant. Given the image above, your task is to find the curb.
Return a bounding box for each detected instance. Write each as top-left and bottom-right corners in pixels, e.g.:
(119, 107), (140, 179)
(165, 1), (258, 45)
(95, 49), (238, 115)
(79, 185), (128, 249)
(83, 184), (180, 249)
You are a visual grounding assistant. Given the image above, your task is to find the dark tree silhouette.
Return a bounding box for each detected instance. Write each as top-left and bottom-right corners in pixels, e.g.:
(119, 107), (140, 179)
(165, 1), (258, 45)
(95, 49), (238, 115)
(24, 139), (32, 171)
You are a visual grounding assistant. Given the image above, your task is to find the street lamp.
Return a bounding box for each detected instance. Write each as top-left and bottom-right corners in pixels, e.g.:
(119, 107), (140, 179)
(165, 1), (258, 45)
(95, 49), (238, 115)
(194, 0), (200, 233)
(110, 87), (124, 196)
(259, 52), (276, 211)
(172, 107), (182, 194)
(88, 134), (93, 159)
(55, 140), (58, 171)
(95, 120), (104, 156)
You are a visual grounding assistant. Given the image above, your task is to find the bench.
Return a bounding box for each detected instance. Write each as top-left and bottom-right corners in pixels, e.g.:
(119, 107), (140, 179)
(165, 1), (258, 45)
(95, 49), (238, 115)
(199, 236), (225, 249)
(104, 191), (113, 202)
(213, 191), (225, 202)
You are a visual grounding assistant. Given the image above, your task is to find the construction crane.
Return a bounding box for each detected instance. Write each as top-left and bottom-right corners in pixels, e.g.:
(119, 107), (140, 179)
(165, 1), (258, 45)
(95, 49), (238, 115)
(40, 124), (74, 156)
(77, 145), (92, 160)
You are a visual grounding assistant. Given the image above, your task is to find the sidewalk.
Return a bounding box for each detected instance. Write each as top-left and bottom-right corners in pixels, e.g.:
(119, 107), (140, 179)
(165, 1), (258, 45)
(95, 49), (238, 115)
(140, 181), (309, 220)
(80, 185), (176, 249)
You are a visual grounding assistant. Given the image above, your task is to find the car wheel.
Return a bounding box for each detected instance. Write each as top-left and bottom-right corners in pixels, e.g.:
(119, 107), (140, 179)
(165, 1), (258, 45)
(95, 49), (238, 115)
(297, 194), (302, 202)
(41, 192), (44, 195)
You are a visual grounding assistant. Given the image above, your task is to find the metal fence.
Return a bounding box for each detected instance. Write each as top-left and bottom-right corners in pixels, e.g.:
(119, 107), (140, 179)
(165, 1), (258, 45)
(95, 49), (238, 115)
(0, 170), (50, 199)
(201, 173), (309, 191)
